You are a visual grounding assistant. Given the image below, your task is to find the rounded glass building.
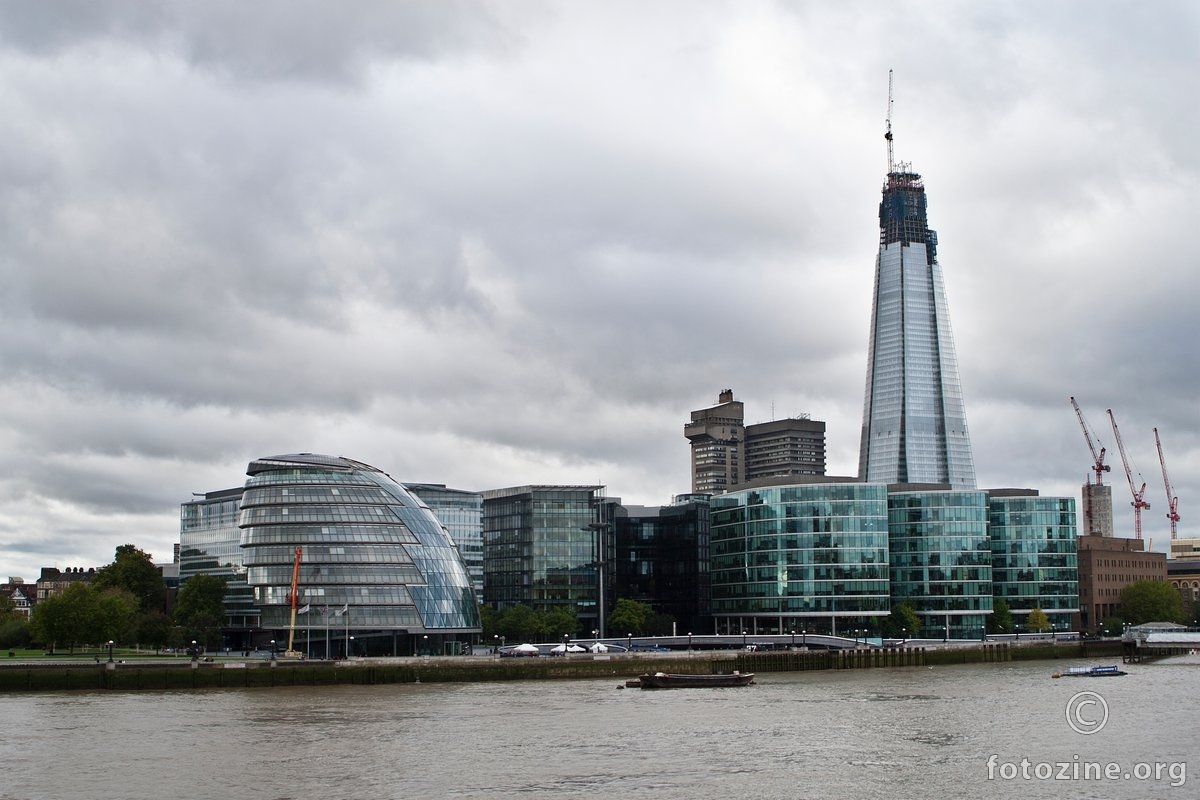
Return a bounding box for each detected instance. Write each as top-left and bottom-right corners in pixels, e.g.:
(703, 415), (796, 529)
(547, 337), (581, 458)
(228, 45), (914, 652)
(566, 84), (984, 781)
(239, 454), (481, 657)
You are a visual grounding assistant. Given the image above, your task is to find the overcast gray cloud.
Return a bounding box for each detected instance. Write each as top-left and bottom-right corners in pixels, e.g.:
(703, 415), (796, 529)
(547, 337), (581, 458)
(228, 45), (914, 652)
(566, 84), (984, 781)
(1, 1), (1197, 579)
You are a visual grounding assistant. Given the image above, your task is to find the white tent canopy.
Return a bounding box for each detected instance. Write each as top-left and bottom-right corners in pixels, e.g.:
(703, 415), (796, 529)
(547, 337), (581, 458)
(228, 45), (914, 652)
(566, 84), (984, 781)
(512, 643), (539, 654)
(589, 642), (609, 653)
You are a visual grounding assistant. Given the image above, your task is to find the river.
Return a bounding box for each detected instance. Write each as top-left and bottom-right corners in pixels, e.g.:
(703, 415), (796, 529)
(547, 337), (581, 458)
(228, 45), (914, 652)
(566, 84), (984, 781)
(0, 656), (1193, 799)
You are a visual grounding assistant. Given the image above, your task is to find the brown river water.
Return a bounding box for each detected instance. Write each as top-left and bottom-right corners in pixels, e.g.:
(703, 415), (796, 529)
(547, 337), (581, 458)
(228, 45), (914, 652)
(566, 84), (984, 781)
(1, 656), (1194, 799)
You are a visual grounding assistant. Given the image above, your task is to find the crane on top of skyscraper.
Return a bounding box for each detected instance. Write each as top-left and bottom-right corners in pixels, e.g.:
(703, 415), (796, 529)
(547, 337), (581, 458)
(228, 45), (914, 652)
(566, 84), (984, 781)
(1107, 408), (1151, 539)
(885, 69), (895, 174)
(1153, 427), (1180, 540)
(1069, 396), (1110, 485)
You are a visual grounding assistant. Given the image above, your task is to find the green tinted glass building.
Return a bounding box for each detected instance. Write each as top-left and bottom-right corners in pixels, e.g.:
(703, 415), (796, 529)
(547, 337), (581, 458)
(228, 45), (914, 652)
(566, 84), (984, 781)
(988, 491), (1079, 632)
(888, 488), (992, 640)
(709, 481), (890, 636)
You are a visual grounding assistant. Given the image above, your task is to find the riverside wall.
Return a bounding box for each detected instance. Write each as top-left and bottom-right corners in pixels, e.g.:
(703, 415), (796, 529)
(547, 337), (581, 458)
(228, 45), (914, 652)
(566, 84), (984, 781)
(0, 640), (1123, 693)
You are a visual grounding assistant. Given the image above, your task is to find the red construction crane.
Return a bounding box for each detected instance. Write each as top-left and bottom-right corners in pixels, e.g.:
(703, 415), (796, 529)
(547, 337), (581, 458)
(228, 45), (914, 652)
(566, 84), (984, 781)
(1153, 427), (1180, 540)
(1107, 409), (1151, 539)
(1069, 397), (1110, 485)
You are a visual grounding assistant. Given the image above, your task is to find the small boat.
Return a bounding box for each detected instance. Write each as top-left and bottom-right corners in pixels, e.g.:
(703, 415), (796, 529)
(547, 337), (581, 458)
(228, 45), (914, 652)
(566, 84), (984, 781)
(1051, 665), (1127, 678)
(636, 671), (755, 689)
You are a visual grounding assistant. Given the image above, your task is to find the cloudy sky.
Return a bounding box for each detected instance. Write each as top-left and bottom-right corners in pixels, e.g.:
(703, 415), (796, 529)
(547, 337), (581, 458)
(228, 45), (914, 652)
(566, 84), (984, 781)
(1, 1), (1197, 579)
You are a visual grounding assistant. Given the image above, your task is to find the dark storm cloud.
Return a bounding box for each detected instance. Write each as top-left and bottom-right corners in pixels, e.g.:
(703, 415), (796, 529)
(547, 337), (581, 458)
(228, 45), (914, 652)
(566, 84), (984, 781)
(0, 0), (515, 83)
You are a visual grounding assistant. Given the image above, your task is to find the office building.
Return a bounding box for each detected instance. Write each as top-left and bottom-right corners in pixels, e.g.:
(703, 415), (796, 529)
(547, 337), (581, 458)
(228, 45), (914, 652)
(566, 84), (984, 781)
(609, 496), (711, 635)
(1076, 534), (1166, 633)
(404, 483), (484, 606)
(481, 485), (609, 633)
(858, 162), (976, 488)
(179, 487), (259, 646)
(709, 479), (890, 636)
(239, 453), (480, 657)
(685, 390), (825, 494)
(987, 490), (1079, 633)
(888, 487), (992, 640)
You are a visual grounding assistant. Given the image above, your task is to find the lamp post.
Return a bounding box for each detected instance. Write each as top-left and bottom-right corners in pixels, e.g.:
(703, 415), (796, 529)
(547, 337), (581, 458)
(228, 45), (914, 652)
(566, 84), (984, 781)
(687, 632), (693, 651)
(802, 629), (806, 647)
(901, 628), (906, 646)
(107, 640), (114, 663)
(741, 630), (747, 650)
(193, 640), (200, 662)
(422, 634), (429, 656)
(349, 636), (355, 658)
(268, 639), (274, 661)
(790, 629), (795, 649)
(627, 633), (632, 652)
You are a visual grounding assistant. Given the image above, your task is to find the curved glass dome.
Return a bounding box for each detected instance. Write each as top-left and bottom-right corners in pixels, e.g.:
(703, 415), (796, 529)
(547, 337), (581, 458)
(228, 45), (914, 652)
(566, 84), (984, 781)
(240, 454), (480, 654)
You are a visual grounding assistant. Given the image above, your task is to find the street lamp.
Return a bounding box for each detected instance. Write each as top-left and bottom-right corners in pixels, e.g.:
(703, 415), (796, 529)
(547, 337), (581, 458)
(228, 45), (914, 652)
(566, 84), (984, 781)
(790, 629), (796, 649)
(422, 634), (429, 656)
(268, 640), (274, 661)
(901, 628), (907, 646)
(802, 629), (806, 647)
(107, 640), (114, 663)
(193, 640), (200, 662)
(627, 633), (632, 652)
(349, 636), (355, 657)
(742, 630), (747, 650)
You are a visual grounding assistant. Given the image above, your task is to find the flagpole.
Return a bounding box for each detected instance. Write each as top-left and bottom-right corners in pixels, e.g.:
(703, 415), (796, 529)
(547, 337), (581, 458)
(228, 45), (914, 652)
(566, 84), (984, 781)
(324, 607), (330, 660)
(344, 606), (350, 658)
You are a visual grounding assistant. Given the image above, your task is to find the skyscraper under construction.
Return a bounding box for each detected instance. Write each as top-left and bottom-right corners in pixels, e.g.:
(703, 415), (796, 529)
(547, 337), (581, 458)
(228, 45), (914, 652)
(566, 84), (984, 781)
(858, 78), (976, 489)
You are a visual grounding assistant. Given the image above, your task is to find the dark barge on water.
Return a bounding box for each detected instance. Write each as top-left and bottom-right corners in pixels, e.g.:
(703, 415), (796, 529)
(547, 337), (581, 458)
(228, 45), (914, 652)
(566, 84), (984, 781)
(633, 671), (755, 689)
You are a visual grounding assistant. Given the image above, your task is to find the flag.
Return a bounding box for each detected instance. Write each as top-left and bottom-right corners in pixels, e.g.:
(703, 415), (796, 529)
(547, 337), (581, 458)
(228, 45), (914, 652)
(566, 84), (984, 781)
(298, 604), (311, 615)
(319, 605), (329, 617)
(333, 603), (348, 617)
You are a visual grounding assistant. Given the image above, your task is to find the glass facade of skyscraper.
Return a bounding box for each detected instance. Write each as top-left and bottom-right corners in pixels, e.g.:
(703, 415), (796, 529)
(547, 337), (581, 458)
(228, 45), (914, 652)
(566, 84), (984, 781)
(888, 489), (992, 640)
(481, 485), (606, 631)
(610, 497), (711, 635)
(239, 454), (480, 657)
(988, 493), (1079, 632)
(404, 483), (484, 606)
(709, 482), (890, 635)
(859, 170), (976, 489)
(179, 487), (259, 645)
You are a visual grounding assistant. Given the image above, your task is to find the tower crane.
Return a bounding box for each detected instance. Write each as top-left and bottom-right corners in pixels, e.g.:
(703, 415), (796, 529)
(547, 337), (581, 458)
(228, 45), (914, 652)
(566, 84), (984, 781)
(1107, 409), (1150, 539)
(1153, 427), (1180, 540)
(1069, 397), (1111, 485)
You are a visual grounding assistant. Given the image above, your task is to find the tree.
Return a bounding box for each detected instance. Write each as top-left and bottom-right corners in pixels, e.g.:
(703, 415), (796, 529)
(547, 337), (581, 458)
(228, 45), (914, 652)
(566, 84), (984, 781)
(607, 598), (652, 635)
(541, 606), (579, 639)
(172, 574), (227, 649)
(988, 598), (1013, 634)
(29, 583), (95, 653)
(0, 617), (30, 649)
(93, 544), (166, 614)
(1118, 580), (1184, 626)
(495, 604), (543, 642)
(1100, 616), (1125, 637)
(0, 594), (17, 620)
(1025, 608), (1051, 633)
(882, 602), (921, 638)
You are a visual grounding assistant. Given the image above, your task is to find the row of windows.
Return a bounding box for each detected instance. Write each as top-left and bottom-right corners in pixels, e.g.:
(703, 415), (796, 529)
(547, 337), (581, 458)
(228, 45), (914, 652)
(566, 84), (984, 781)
(246, 565), (425, 586)
(241, 525), (420, 546)
(243, 545), (416, 568)
(241, 506), (405, 525)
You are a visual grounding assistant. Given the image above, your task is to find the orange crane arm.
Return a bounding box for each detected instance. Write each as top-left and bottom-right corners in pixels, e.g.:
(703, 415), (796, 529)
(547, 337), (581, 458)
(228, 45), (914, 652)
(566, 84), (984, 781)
(286, 546), (302, 655)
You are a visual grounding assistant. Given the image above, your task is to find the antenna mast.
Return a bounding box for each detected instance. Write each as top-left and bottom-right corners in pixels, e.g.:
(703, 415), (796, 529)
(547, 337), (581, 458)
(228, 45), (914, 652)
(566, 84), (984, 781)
(885, 69), (895, 174)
